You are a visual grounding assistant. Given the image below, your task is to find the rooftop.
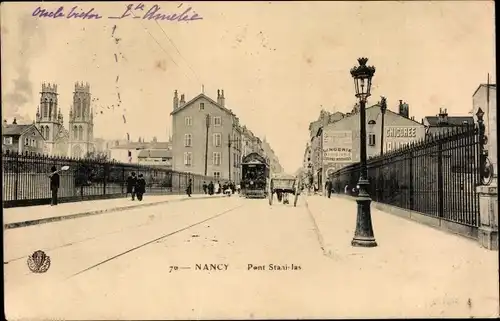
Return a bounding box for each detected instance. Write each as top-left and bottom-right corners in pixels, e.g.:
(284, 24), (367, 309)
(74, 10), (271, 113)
(424, 116), (474, 126)
(138, 149), (172, 158)
(2, 124), (34, 136)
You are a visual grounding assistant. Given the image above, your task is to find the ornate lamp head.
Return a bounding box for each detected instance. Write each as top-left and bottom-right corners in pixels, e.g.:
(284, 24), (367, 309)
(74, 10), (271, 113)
(350, 57), (376, 101)
(380, 96), (387, 113)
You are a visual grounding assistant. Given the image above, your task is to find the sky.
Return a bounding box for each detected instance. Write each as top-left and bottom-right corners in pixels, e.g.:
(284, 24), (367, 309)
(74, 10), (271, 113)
(1, 1), (496, 174)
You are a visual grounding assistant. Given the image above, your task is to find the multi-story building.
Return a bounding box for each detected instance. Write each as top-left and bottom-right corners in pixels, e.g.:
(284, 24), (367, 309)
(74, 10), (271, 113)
(321, 99), (425, 184)
(307, 109), (345, 189)
(171, 89), (242, 182)
(261, 137), (284, 174)
(2, 118), (45, 155)
(240, 125), (264, 158)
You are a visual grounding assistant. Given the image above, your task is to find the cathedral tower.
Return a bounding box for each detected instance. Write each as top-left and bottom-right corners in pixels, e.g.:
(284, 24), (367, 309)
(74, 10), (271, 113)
(68, 82), (94, 158)
(35, 83), (64, 155)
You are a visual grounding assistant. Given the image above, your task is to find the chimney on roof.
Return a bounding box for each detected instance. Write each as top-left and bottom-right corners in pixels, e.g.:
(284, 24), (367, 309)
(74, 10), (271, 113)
(179, 94), (186, 107)
(173, 90), (179, 110)
(217, 89), (225, 107)
(12, 118), (17, 125)
(398, 100), (409, 118)
(437, 107), (448, 125)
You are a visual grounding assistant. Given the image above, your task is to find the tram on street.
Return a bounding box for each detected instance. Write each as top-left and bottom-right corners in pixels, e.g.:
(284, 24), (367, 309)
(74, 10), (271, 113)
(240, 152), (270, 199)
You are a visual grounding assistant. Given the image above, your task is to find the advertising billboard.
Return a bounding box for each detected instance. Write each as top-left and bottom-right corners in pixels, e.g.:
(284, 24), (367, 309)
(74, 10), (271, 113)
(322, 130), (353, 163)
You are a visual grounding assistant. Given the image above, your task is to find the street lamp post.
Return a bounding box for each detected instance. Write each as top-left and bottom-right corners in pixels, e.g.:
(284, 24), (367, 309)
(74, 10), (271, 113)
(204, 114), (210, 176)
(350, 57), (377, 248)
(227, 133), (240, 182)
(379, 96), (387, 156)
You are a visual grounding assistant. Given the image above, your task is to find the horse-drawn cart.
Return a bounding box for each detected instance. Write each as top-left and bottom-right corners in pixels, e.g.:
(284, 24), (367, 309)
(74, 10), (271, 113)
(268, 174), (301, 207)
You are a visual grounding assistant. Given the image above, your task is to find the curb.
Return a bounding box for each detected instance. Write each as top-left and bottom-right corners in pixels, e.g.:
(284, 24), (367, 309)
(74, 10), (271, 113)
(4, 195), (226, 230)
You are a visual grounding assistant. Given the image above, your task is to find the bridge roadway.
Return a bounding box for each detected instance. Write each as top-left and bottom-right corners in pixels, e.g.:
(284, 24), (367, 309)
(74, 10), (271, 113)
(4, 194), (499, 319)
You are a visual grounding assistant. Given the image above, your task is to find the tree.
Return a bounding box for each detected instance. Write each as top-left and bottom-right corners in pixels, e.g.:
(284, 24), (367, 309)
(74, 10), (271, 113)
(84, 151), (109, 161)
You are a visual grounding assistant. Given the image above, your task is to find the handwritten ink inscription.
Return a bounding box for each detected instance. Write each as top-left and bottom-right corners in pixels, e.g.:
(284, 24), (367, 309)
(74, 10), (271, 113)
(32, 6), (103, 20)
(31, 3), (203, 22)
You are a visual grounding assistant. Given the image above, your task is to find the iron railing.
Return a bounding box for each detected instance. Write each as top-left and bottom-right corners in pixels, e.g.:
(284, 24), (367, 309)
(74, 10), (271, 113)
(330, 123), (482, 228)
(2, 151), (216, 207)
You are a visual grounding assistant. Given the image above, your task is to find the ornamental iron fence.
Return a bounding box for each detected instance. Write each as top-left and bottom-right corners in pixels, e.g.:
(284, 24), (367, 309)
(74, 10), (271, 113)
(330, 120), (485, 228)
(2, 151), (216, 208)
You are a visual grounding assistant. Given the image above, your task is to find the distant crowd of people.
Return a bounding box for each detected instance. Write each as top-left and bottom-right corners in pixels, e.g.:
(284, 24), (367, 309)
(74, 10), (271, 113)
(202, 181), (240, 196)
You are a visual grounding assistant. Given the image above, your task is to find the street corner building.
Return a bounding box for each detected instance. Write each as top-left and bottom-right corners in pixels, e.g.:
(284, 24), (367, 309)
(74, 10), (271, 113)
(170, 89), (284, 183)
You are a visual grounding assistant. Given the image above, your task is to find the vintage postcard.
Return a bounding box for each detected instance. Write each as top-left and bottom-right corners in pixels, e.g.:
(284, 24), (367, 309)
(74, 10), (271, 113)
(2, 1), (498, 319)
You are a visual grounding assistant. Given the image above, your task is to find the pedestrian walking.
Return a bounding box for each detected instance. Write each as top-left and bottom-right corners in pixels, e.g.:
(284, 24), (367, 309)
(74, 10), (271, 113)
(325, 178), (332, 199)
(127, 172), (137, 200)
(202, 181), (207, 194)
(49, 166), (60, 206)
(215, 181), (221, 194)
(186, 178), (192, 197)
(136, 173), (146, 201)
(208, 181), (214, 195)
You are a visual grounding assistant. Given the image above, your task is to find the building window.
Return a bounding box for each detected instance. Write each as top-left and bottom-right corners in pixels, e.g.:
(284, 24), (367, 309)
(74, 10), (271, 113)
(184, 152), (192, 166)
(233, 153), (237, 167)
(213, 133), (221, 147)
(368, 134), (376, 146)
(184, 116), (192, 126)
(200, 103), (205, 110)
(184, 134), (192, 147)
(25, 137), (29, 146)
(214, 116), (222, 127)
(213, 171), (221, 179)
(3, 137), (12, 145)
(213, 152), (221, 165)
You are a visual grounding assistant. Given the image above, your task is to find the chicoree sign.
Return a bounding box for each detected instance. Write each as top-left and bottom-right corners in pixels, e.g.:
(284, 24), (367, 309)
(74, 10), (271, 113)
(386, 127), (417, 138)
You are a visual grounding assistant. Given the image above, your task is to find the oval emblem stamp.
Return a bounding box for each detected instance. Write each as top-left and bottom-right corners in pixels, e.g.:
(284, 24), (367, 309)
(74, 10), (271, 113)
(27, 250), (51, 273)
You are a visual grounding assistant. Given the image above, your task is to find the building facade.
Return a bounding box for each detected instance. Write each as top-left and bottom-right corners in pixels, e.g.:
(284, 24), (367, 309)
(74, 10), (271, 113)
(321, 100), (425, 184)
(171, 89), (242, 182)
(307, 109), (345, 189)
(137, 149), (172, 168)
(261, 137), (284, 174)
(109, 138), (172, 164)
(2, 119), (45, 155)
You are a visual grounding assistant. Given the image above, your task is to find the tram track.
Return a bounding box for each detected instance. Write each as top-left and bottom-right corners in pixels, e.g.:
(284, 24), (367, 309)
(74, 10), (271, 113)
(66, 203), (246, 279)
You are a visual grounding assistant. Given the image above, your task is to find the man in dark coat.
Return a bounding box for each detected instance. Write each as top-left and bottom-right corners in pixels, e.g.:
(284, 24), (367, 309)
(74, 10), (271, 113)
(186, 178), (192, 197)
(208, 181), (214, 195)
(202, 181), (207, 194)
(49, 166), (60, 206)
(325, 178), (332, 199)
(136, 173), (146, 201)
(126, 172), (137, 200)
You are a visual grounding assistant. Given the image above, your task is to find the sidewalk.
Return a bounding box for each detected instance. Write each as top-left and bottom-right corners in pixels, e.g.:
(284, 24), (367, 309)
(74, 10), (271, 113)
(305, 195), (499, 318)
(3, 194), (225, 230)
